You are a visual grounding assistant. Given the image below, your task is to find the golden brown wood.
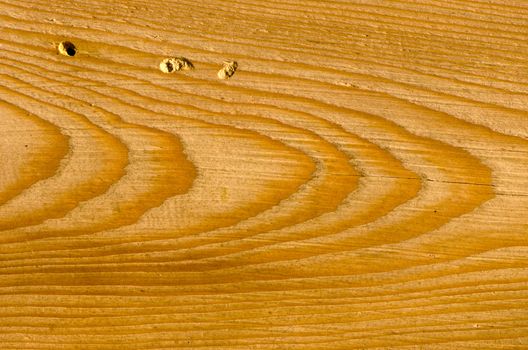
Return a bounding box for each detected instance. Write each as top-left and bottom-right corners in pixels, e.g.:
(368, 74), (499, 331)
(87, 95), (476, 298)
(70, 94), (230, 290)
(0, 0), (527, 348)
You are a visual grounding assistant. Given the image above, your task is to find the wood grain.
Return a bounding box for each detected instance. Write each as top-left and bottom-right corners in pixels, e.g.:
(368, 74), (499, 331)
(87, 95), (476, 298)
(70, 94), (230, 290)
(0, 0), (527, 348)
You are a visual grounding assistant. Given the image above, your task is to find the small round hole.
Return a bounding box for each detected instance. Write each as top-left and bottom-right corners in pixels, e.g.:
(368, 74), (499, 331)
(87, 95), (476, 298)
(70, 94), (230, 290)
(160, 58), (176, 73)
(58, 41), (77, 57)
(165, 61), (174, 73)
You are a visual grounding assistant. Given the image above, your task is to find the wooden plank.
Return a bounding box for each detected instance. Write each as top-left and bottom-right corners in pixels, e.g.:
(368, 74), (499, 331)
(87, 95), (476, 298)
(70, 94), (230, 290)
(0, 0), (527, 348)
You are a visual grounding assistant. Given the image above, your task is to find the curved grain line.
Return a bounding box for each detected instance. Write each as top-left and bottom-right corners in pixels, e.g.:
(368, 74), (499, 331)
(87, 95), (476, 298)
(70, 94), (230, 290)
(0, 50), (356, 243)
(0, 100), (69, 207)
(0, 1), (526, 348)
(0, 67), (199, 240)
(0, 41), (370, 240)
(0, 47), (500, 292)
(0, 30), (496, 278)
(0, 74), (129, 232)
(62, 61), (496, 270)
(0, 38), (424, 266)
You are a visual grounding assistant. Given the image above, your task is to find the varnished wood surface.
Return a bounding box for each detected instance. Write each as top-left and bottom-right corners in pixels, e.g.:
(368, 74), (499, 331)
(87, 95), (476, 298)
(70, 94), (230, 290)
(0, 0), (527, 348)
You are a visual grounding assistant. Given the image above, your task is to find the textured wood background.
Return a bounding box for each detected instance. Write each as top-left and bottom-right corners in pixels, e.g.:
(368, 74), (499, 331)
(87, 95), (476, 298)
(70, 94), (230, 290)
(0, 0), (527, 348)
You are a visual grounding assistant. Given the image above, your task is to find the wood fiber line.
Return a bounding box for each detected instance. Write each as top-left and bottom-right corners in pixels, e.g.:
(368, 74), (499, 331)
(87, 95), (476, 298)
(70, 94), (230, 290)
(0, 0), (527, 349)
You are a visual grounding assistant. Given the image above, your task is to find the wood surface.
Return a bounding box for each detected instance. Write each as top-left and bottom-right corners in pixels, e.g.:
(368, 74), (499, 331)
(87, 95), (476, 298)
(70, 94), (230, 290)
(0, 0), (527, 348)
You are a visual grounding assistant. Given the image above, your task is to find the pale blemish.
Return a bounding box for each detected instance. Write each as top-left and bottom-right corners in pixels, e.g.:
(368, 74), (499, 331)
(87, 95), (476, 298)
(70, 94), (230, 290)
(159, 57), (194, 73)
(217, 61), (238, 80)
(221, 187), (228, 202)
